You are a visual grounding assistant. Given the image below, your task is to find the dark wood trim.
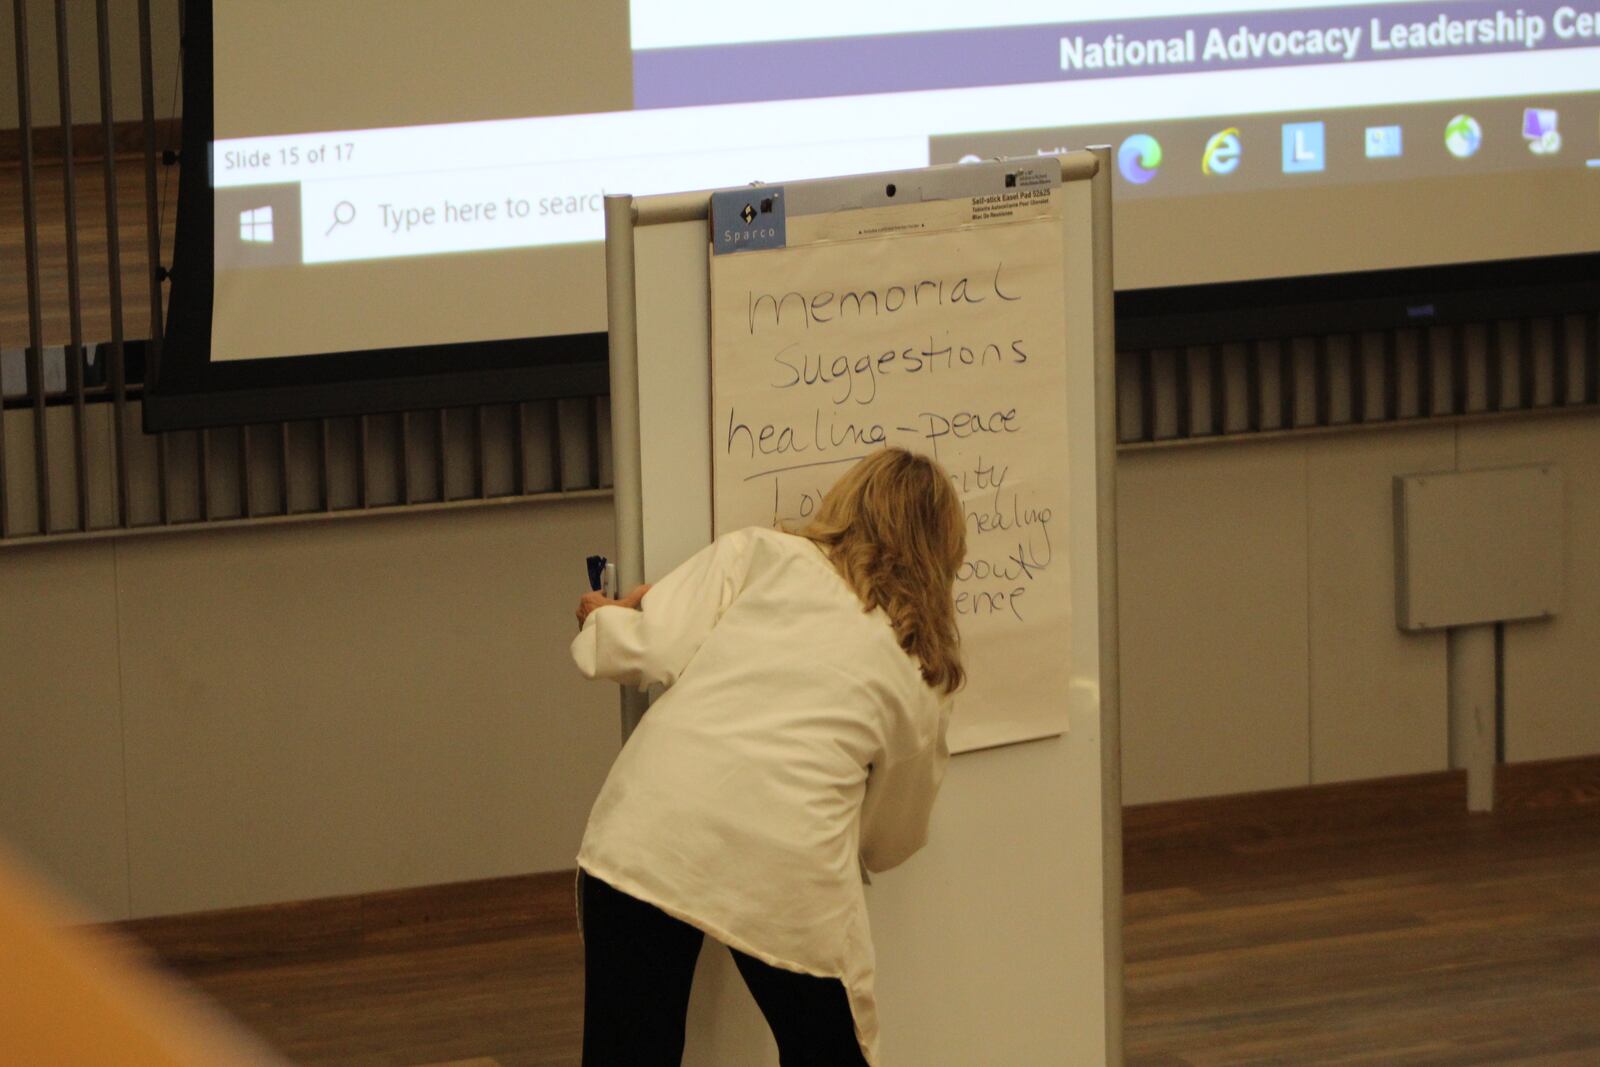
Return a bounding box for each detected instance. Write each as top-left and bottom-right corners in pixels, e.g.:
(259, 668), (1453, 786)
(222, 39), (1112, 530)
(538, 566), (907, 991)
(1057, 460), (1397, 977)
(1125, 755), (1600, 893)
(1494, 752), (1600, 810)
(115, 868), (578, 968)
(0, 116), (181, 164)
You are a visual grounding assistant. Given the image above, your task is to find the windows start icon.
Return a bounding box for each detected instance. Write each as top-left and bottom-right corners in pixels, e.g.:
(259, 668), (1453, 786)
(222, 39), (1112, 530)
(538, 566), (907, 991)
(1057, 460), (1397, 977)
(239, 206), (275, 244)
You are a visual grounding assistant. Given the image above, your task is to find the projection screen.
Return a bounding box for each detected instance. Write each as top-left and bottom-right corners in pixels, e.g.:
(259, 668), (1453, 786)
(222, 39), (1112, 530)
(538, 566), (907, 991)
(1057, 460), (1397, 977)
(205, 0), (1600, 366)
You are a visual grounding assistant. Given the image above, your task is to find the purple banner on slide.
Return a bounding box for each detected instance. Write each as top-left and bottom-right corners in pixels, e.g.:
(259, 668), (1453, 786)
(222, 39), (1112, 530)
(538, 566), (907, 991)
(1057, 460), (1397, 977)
(633, 0), (1599, 109)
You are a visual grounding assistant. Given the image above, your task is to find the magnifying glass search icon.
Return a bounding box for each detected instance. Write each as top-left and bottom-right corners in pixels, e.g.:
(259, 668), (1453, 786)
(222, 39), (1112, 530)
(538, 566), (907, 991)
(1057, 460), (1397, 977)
(325, 200), (356, 236)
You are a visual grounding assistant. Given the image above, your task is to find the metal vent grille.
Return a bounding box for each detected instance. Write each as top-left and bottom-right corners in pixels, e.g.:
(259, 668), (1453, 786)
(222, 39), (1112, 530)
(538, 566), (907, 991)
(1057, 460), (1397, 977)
(1117, 315), (1600, 447)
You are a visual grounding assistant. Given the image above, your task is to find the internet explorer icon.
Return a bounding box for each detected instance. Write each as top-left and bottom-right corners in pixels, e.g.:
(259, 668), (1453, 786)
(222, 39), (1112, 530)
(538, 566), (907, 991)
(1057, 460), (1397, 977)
(1117, 134), (1163, 184)
(1201, 128), (1241, 175)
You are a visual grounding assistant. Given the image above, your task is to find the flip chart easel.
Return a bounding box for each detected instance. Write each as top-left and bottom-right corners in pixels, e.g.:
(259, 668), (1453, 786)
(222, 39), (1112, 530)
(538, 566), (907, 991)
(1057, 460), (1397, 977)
(601, 150), (1123, 1066)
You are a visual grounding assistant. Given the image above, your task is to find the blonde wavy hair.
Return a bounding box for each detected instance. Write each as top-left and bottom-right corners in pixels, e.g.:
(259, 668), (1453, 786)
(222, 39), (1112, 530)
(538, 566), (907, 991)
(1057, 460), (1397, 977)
(801, 448), (966, 693)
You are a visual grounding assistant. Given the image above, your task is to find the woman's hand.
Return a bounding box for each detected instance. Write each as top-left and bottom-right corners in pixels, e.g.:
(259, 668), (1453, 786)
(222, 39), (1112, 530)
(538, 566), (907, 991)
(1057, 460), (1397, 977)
(576, 591), (611, 627)
(575, 584), (652, 627)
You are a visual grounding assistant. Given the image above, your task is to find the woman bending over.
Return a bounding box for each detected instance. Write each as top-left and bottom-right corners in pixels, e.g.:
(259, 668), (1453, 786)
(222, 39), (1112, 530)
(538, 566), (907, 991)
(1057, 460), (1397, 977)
(572, 447), (965, 1066)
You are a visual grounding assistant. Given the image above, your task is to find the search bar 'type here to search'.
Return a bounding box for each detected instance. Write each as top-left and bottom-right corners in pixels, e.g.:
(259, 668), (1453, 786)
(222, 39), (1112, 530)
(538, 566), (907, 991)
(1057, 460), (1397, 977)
(296, 138), (926, 264)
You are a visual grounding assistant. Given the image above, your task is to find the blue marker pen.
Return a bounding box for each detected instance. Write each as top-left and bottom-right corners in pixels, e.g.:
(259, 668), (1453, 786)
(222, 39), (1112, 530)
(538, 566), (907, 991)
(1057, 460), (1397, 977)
(586, 555), (618, 598)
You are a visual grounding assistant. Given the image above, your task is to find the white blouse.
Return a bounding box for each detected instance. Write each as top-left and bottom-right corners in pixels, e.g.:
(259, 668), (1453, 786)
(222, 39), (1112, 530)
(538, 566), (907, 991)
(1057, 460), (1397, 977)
(572, 526), (952, 1066)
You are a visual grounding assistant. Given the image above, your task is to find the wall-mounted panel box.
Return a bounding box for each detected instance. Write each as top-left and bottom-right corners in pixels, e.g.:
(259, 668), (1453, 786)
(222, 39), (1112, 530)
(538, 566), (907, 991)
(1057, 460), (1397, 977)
(1394, 465), (1564, 631)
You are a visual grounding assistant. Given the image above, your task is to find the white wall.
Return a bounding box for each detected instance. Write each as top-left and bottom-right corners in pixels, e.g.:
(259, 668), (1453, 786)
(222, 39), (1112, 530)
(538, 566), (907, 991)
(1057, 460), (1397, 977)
(0, 495), (619, 920)
(3, 409), (1597, 922)
(1458, 417), (1600, 760)
(1117, 414), (1600, 805)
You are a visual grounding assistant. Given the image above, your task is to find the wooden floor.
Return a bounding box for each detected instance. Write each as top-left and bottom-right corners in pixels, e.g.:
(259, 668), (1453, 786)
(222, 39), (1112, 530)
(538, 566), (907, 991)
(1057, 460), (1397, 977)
(110, 758), (1600, 1067)
(1120, 760), (1600, 1067)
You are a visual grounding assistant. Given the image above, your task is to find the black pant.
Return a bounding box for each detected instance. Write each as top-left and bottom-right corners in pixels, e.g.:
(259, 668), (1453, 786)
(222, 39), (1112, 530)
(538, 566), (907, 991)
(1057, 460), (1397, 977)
(581, 872), (870, 1067)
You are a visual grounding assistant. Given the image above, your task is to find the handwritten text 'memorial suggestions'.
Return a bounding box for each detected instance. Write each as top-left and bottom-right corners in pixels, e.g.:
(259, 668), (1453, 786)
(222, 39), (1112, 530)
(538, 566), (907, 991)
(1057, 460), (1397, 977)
(719, 251), (1064, 625)
(709, 197), (1073, 749)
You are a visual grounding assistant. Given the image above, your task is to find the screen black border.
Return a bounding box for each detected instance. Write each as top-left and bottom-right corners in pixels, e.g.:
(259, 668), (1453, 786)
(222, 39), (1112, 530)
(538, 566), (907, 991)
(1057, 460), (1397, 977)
(1115, 250), (1600, 352)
